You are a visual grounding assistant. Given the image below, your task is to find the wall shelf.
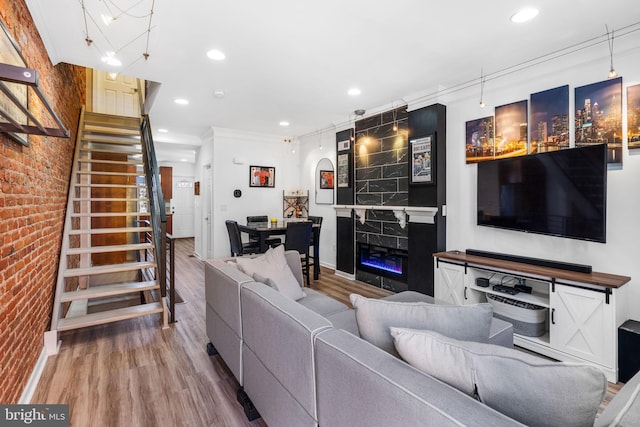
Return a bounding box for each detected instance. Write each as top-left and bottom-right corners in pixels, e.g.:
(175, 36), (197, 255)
(333, 205), (438, 228)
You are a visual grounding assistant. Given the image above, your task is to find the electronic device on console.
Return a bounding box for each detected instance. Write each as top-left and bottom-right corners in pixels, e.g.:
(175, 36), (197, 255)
(492, 284), (520, 295)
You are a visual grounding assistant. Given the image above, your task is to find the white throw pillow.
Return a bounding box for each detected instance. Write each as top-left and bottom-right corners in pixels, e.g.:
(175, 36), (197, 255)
(349, 293), (493, 355)
(391, 328), (606, 427)
(236, 246), (304, 301)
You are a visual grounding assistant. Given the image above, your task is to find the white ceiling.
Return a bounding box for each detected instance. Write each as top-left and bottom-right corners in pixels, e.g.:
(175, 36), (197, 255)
(24, 1), (639, 152)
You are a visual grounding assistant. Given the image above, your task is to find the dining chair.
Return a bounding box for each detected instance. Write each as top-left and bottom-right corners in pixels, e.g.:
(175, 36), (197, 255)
(225, 220), (260, 257)
(307, 216), (323, 277)
(246, 215), (282, 247)
(284, 221), (313, 286)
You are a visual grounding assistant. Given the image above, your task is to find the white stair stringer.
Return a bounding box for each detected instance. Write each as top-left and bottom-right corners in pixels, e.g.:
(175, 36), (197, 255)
(46, 108), (168, 355)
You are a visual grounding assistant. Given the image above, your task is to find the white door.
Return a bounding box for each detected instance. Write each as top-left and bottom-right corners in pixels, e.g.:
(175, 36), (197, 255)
(202, 165), (213, 259)
(93, 70), (141, 117)
(171, 176), (195, 238)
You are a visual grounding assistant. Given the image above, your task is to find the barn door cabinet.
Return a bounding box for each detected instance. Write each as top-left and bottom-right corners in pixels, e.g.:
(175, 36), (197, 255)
(433, 251), (631, 382)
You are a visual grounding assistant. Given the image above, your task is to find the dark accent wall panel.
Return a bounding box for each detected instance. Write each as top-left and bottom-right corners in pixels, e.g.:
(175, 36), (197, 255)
(336, 215), (355, 274)
(407, 104), (447, 296)
(336, 129), (354, 205)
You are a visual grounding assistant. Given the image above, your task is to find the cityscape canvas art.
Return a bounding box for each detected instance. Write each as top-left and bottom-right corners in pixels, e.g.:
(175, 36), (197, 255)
(495, 100), (528, 158)
(465, 116), (495, 163)
(628, 83), (640, 149)
(530, 85), (570, 152)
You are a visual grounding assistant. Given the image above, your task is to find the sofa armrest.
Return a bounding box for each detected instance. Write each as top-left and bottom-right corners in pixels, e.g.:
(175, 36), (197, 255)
(284, 249), (304, 287)
(595, 369), (640, 427)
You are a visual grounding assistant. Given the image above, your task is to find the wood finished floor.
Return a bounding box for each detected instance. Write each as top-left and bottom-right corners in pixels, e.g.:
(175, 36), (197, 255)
(32, 238), (621, 425)
(31, 238), (391, 426)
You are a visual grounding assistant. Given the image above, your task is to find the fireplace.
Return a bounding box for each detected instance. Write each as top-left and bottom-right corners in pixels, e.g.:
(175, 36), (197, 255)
(357, 243), (408, 283)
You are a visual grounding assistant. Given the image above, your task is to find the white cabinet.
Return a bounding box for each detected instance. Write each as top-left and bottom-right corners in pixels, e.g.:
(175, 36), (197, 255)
(433, 251), (630, 382)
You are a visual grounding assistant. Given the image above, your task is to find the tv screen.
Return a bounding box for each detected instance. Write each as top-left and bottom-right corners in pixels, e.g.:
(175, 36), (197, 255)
(477, 144), (607, 243)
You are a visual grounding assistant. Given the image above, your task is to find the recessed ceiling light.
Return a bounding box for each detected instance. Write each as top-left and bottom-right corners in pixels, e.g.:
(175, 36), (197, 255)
(279, 121), (290, 127)
(510, 8), (539, 23)
(213, 89), (225, 98)
(207, 49), (226, 61)
(158, 128), (168, 133)
(348, 88), (361, 96)
(174, 98), (189, 105)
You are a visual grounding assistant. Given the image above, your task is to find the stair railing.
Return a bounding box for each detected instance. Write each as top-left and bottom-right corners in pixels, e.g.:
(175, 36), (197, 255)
(139, 114), (168, 327)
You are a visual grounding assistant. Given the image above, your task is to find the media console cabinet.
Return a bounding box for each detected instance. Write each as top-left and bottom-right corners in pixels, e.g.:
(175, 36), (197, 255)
(433, 250), (632, 382)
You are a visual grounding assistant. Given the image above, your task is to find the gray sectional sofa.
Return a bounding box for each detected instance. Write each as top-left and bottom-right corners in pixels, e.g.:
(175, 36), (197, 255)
(205, 250), (640, 427)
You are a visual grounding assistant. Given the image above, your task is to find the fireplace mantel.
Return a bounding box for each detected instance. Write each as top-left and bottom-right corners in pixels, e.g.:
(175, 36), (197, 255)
(333, 205), (438, 228)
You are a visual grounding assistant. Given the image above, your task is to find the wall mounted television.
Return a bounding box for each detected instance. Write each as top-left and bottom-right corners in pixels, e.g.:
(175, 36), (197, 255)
(477, 144), (607, 243)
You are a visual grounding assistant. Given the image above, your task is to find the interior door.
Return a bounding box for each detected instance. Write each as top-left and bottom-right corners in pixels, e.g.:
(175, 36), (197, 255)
(171, 175), (195, 238)
(93, 70), (141, 117)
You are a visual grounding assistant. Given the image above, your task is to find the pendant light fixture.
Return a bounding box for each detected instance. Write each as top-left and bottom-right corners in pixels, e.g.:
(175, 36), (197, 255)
(606, 25), (618, 78)
(479, 68), (486, 108)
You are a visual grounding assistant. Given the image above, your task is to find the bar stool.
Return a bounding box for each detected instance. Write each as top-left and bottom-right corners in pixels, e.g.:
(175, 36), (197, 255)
(284, 221), (313, 286)
(225, 220), (260, 256)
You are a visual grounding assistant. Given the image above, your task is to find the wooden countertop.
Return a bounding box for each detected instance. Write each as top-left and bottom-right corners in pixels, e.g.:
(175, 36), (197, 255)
(433, 250), (631, 289)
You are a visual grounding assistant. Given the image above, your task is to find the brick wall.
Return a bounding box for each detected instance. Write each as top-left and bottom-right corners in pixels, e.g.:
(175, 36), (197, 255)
(0, 0), (85, 403)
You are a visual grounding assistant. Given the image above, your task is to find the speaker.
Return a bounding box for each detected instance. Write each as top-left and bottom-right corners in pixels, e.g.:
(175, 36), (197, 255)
(619, 320), (640, 383)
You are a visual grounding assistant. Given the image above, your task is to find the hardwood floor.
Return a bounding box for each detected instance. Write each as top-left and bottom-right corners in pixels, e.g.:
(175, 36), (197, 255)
(31, 238), (389, 426)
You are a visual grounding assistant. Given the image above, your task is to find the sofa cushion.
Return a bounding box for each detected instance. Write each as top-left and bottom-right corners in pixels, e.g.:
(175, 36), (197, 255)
(594, 369), (640, 427)
(391, 328), (607, 427)
(349, 293), (493, 355)
(297, 288), (349, 317)
(236, 245), (304, 301)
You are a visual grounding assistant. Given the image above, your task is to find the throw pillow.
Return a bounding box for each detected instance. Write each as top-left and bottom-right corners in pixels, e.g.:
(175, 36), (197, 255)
(391, 328), (606, 427)
(236, 245), (304, 301)
(349, 293), (493, 355)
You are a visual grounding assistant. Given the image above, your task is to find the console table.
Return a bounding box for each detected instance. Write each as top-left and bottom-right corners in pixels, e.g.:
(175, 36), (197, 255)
(433, 250), (631, 382)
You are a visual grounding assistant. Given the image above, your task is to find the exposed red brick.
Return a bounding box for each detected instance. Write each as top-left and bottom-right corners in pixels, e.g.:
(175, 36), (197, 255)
(0, 0), (85, 404)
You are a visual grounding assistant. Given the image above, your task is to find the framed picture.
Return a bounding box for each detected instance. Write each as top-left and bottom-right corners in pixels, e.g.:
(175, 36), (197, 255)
(319, 170), (334, 189)
(0, 19), (29, 146)
(628, 84), (640, 149)
(465, 116), (494, 164)
(410, 134), (434, 184)
(575, 77), (622, 166)
(495, 100), (528, 158)
(530, 85), (569, 152)
(249, 165), (275, 188)
(337, 153), (349, 188)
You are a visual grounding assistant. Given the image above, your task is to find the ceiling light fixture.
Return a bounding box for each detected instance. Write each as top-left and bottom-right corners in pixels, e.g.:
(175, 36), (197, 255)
(348, 88), (361, 96)
(279, 121), (290, 127)
(158, 128), (168, 133)
(213, 89), (225, 98)
(101, 52), (122, 66)
(510, 7), (539, 23)
(606, 24), (618, 78)
(207, 49), (226, 61)
(174, 98), (189, 105)
(101, 14), (114, 26)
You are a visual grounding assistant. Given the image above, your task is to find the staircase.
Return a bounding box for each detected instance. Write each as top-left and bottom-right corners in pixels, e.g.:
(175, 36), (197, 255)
(46, 109), (168, 352)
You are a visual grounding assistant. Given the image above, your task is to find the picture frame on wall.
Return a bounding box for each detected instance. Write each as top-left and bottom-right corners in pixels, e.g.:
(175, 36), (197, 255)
(410, 134), (434, 184)
(337, 153), (349, 188)
(575, 77), (622, 166)
(249, 165), (275, 188)
(495, 100), (528, 158)
(628, 83), (640, 149)
(319, 170), (334, 189)
(465, 116), (494, 163)
(530, 85), (569, 152)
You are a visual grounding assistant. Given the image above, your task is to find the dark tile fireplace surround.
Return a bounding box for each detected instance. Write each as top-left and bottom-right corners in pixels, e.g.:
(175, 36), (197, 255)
(336, 103), (446, 296)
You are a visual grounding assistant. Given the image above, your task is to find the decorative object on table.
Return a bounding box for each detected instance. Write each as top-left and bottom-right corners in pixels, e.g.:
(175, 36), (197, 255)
(529, 85), (569, 152)
(495, 100), (528, 158)
(319, 170), (334, 189)
(465, 116), (494, 164)
(575, 77), (622, 166)
(249, 165), (275, 188)
(410, 134), (434, 184)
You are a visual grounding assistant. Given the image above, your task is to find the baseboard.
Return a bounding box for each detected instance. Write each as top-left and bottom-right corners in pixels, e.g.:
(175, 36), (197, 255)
(334, 270), (355, 281)
(18, 346), (48, 404)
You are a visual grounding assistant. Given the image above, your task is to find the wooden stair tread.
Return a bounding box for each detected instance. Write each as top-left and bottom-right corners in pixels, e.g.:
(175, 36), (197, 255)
(83, 125), (140, 136)
(75, 183), (145, 188)
(68, 227), (152, 235)
(57, 302), (163, 331)
(64, 261), (157, 277)
(76, 171), (143, 176)
(77, 159), (143, 165)
(80, 147), (141, 155)
(83, 112), (140, 128)
(81, 135), (140, 145)
(61, 280), (158, 302)
(70, 212), (149, 218)
(73, 197), (149, 202)
(66, 243), (154, 254)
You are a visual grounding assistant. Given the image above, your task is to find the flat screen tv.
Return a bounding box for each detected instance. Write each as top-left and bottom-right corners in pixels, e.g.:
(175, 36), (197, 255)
(477, 144), (607, 243)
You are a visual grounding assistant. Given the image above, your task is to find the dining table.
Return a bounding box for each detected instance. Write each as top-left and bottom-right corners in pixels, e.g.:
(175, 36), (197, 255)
(237, 220), (321, 280)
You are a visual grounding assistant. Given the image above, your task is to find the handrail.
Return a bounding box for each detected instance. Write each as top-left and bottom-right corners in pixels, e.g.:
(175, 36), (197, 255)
(140, 115), (167, 307)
